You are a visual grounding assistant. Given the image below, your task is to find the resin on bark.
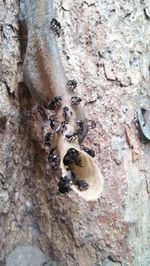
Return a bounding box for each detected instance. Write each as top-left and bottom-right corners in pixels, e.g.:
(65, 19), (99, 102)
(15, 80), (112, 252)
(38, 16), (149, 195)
(20, 0), (103, 201)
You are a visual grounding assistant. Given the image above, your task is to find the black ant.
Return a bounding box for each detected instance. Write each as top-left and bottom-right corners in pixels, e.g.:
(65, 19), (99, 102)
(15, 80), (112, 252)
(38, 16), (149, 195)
(48, 96), (62, 110)
(80, 144), (95, 158)
(71, 96), (82, 105)
(55, 121), (67, 134)
(50, 18), (61, 37)
(49, 114), (57, 130)
(63, 148), (82, 167)
(66, 80), (77, 91)
(58, 171), (74, 194)
(88, 120), (96, 129)
(48, 147), (60, 170)
(44, 132), (52, 146)
(76, 120), (84, 134)
(76, 120), (89, 143)
(65, 131), (77, 142)
(63, 106), (73, 122)
(76, 180), (89, 191)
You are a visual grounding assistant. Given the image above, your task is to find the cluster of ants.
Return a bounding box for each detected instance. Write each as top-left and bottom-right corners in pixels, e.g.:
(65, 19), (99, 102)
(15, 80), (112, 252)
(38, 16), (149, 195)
(44, 18), (96, 195)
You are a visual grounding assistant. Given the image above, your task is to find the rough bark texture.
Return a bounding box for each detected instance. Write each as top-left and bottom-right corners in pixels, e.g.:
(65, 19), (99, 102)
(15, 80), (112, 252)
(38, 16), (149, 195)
(1, 0), (150, 265)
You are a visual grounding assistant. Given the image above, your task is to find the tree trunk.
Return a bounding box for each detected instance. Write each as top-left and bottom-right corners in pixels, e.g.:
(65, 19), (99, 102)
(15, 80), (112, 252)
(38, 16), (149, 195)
(1, 0), (150, 265)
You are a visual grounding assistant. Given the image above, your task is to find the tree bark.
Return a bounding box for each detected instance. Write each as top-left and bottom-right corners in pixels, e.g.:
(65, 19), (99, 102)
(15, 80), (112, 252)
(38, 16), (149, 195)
(1, 0), (150, 265)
